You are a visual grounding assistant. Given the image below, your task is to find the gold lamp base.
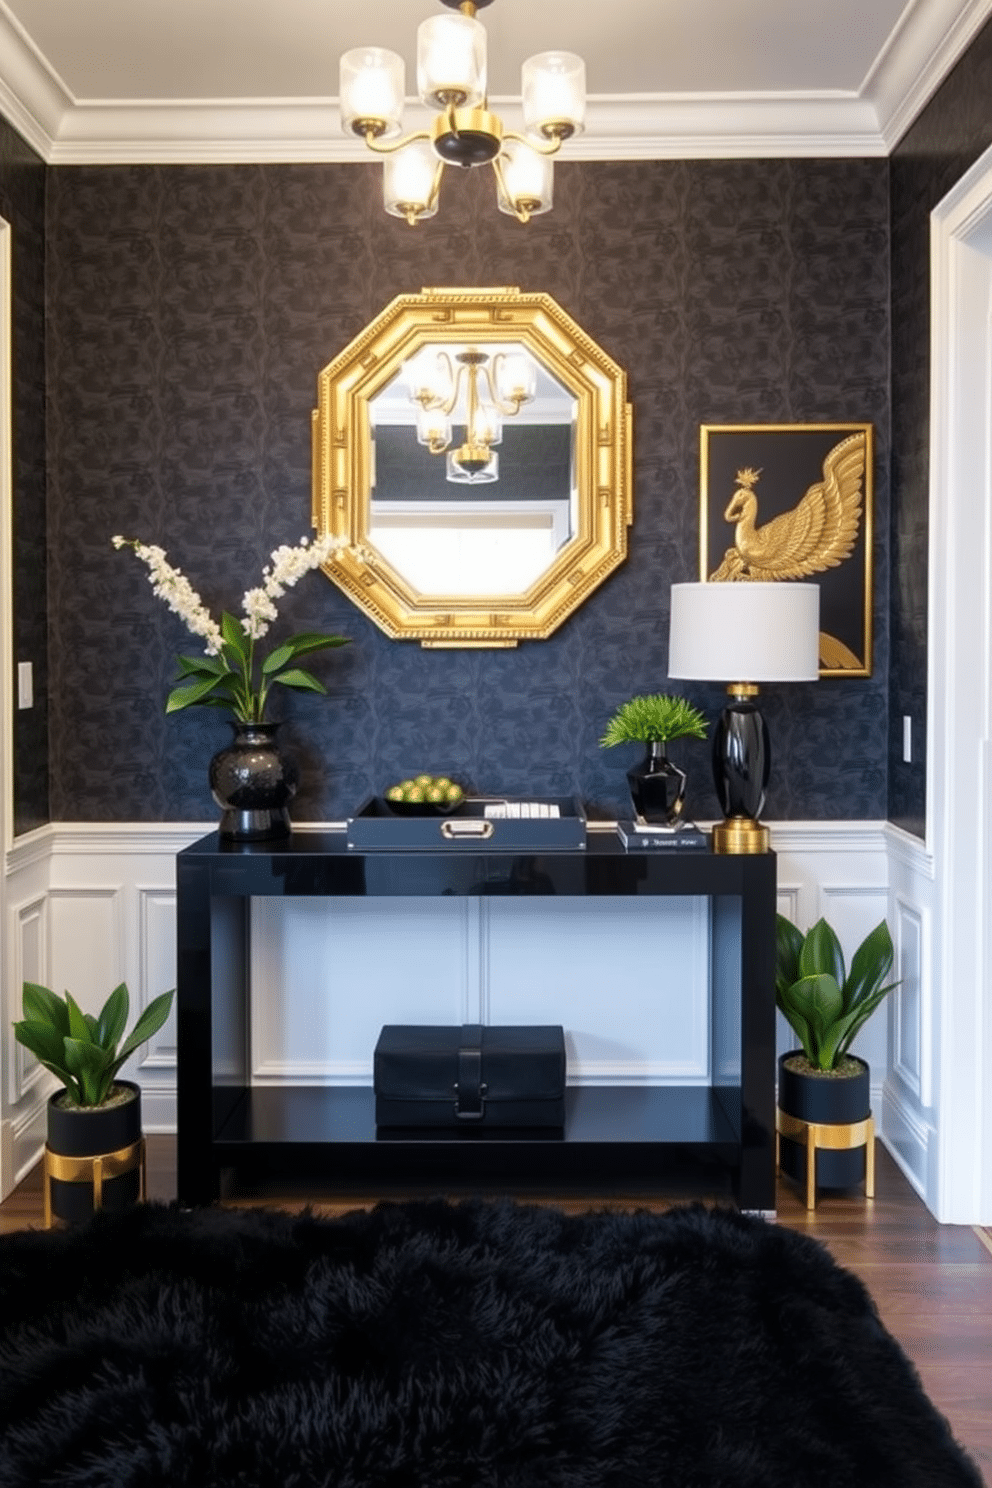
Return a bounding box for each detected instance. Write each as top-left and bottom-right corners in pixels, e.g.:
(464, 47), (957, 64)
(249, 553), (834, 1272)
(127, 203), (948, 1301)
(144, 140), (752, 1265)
(711, 817), (770, 854)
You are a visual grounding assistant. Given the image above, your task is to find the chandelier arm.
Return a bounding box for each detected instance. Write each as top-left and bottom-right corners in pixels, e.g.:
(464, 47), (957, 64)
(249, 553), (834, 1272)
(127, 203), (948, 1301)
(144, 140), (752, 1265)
(501, 129), (563, 158)
(363, 127), (432, 157)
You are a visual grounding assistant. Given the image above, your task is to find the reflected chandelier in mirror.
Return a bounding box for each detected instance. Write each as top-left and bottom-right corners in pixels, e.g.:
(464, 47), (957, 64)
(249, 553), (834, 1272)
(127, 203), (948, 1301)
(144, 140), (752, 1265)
(312, 286), (632, 647)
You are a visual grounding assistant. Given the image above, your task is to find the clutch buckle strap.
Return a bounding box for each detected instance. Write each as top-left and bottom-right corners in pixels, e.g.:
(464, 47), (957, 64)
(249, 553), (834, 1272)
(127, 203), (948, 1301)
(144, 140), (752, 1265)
(454, 1023), (487, 1119)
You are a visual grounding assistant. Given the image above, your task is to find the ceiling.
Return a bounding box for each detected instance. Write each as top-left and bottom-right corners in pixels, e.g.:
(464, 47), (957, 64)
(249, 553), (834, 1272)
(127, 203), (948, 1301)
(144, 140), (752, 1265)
(0, 0), (990, 164)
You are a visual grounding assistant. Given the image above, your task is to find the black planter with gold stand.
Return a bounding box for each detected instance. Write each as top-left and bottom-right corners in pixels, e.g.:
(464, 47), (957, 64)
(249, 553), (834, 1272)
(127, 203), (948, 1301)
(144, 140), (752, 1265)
(44, 1080), (146, 1227)
(776, 1052), (874, 1210)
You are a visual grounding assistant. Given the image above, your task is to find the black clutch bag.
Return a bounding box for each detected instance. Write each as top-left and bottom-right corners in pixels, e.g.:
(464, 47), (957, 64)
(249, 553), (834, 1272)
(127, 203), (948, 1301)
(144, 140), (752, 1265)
(373, 1024), (566, 1131)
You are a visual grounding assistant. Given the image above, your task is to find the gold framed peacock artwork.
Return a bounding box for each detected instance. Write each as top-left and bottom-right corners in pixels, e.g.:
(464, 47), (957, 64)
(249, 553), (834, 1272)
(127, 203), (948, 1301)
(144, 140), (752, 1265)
(700, 423), (873, 678)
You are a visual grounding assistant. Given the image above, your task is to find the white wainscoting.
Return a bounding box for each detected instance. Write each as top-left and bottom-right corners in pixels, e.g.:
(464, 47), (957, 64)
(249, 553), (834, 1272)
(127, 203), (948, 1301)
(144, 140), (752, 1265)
(3, 819), (929, 1208)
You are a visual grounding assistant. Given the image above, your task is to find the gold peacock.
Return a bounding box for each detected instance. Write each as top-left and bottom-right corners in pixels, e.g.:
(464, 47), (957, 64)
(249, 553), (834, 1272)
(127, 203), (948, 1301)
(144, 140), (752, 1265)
(709, 430), (866, 669)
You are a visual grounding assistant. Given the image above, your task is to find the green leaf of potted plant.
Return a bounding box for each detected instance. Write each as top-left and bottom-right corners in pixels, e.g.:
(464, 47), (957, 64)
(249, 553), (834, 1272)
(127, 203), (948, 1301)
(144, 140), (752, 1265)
(600, 694), (708, 824)
(14, 980), (175, 1225)
(775, 913), (899, 1194)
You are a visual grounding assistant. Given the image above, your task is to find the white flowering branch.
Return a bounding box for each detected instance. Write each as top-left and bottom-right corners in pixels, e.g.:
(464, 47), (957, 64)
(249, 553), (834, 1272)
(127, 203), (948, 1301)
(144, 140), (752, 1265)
(114, 533), (351, 723)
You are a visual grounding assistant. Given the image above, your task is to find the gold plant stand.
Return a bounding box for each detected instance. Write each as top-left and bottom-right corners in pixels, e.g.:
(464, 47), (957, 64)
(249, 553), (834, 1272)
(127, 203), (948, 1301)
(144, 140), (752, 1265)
(43, 1137), (146, 1229)
(776, 1109), (875, 1211)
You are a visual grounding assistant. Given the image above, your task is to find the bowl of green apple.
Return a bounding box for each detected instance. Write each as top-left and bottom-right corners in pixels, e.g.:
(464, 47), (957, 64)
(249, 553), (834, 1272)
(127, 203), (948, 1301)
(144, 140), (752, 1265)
(382, 774), (465, 816)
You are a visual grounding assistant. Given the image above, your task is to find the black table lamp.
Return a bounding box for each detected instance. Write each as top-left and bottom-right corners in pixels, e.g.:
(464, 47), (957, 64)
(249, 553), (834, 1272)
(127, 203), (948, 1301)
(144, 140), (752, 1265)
(667, 582), (819, 853)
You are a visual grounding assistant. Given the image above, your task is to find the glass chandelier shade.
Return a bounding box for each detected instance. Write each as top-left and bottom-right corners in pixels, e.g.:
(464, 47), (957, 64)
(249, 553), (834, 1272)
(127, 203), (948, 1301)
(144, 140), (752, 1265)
(383, 139), (440, 221)
(417, 13), (487, 109)
(340, 1), (585, 226)
(339, 47), (406, 138)
(522, 52), (586, 139)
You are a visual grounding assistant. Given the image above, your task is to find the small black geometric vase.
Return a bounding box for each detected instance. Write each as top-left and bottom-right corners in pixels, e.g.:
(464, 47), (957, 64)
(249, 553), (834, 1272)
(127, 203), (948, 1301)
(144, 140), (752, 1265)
(626, 741), (687, 825)
(208, 720), (298, 842)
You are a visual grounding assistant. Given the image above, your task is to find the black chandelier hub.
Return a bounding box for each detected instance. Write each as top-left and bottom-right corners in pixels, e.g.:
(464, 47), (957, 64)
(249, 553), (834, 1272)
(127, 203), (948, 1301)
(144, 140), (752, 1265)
(434, 128), (502, 167)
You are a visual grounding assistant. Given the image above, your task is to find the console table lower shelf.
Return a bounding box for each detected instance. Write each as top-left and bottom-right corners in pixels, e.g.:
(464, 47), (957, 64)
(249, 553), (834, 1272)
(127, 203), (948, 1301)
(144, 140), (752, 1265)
(199, 1084), (747, 1200)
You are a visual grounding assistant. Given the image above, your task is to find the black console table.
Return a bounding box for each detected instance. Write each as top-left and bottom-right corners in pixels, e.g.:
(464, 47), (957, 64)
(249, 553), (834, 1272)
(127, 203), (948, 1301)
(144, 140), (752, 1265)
(176, 832), (777, 1211)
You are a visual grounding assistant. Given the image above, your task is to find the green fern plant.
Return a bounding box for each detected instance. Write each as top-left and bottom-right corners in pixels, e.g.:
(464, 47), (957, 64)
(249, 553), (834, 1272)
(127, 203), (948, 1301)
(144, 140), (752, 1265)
(13, 981), (175, 1107)
(775, 915), (899, 1072)
(600, 694), (708, 747)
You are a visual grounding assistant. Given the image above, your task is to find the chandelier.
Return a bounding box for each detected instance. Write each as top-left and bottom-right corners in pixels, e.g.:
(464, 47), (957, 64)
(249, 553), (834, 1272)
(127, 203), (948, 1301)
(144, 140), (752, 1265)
(339, 0), (586, 225)
(407, 345), (537, 482)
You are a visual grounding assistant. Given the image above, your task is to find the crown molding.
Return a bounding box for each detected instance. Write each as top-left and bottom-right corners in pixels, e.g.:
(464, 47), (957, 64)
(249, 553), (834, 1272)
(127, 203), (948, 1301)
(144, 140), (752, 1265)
(0, 1), (72, 158)
(1, 0), (989, 165)
(868, 0), (992, 151)
(43, 93), (886, 166)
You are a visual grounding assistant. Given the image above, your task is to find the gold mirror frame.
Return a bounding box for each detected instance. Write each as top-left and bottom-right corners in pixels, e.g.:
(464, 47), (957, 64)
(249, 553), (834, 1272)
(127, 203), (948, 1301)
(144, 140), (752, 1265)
(312, 286), (632, 646)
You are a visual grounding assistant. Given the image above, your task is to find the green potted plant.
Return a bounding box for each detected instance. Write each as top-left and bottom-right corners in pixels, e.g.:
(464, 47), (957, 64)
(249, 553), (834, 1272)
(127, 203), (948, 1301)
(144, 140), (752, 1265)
(775, 914), (898, 1192)
(13, 980), (174, 1224)
(113, 534), (351, 841)
(600, 694), (708, 823)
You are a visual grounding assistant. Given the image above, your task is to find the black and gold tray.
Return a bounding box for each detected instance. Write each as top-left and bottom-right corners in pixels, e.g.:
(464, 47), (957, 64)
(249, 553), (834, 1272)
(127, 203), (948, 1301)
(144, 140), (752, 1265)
(346, 796), (587, 852)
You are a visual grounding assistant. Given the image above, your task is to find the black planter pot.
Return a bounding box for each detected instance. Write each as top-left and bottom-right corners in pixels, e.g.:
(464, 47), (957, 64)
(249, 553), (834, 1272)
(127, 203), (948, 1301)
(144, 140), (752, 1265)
(626, 742), (687, 824)
(778, 1051), (870, 1190)
(209, 720), (298, 842)
(46, 1080), (143, 1225)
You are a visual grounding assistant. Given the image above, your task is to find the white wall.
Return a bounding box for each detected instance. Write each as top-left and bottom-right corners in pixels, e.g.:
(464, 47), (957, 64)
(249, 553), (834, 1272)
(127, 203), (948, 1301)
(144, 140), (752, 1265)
(2, 819), (921, 1212)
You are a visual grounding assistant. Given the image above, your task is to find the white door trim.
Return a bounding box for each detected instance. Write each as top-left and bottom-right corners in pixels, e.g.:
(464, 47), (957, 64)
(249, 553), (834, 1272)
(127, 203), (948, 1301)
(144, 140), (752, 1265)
(927, 140), (992, 1222)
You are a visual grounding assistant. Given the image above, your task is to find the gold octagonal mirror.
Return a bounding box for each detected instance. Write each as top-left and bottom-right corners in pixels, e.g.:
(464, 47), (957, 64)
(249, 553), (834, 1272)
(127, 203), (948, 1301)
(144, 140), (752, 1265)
(312, 286), (632, 646)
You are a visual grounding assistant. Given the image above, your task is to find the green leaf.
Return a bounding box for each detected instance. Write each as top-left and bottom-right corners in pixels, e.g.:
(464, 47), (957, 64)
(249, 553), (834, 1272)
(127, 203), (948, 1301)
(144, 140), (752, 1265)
(166, 675), (229, 713)
(175, 653), (229, 678)
(268, 667), (327, 694)
(775, 916), (805, 999)
(261, 642), (295, 674)
(63, 1038), (113, 1106)
(22, 982), (70, 1039)
(276, 632), (351, 657)
(835, 981), (901, 1058)
(844, 921), (896, 1012)
(220, 611), (249, 663)
(778, 1005), (814, 1063)
(114, 989), (175, 1067)
(12, 1018), (71, 1073)
(799, 918), (846, 985)
(65, 991), (93, 1046)
(96, 982), (129, 1052)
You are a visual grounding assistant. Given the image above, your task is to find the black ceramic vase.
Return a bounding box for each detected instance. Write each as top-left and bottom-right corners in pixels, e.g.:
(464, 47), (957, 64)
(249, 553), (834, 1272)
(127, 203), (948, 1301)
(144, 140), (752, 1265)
(47, 1080), (142, 1225)
(209, 720), (298, 841)
(626, 742), (687, 825)
(778, 1051), (871, 1189)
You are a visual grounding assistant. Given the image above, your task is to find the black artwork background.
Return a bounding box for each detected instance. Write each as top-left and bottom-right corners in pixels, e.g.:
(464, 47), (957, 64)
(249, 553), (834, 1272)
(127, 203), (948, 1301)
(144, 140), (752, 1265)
(702, 425), (871, 670)
(0, 116), (47, 834)
(888, 14), (992, 838)
(44, 157), (891, 824)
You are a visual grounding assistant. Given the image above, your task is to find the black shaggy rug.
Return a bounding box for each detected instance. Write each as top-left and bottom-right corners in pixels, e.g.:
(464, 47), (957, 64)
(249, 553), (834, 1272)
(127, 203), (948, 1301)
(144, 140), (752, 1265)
(0, 1199), (981, 1488)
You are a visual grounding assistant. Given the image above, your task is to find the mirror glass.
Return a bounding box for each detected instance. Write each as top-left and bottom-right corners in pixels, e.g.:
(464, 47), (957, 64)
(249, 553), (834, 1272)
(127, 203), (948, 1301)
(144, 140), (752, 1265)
(312, 287), (632, 647)
(368, 342), (578, 597)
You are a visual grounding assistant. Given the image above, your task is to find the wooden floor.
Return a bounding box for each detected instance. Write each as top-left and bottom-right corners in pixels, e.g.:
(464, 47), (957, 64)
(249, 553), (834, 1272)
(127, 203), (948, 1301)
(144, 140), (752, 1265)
(3, 1139), (990, 1486)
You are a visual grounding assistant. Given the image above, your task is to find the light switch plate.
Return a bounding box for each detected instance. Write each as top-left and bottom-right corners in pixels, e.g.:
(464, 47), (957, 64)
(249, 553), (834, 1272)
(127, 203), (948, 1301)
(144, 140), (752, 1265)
(17, 661), (33, 710)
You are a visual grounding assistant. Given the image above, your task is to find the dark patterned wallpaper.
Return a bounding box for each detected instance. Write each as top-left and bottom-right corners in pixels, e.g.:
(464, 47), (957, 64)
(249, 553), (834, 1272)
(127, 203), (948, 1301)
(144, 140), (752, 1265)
(0, 116), (48, 834)
(45, 157), (890, 824)
(888, 16), (992, 838)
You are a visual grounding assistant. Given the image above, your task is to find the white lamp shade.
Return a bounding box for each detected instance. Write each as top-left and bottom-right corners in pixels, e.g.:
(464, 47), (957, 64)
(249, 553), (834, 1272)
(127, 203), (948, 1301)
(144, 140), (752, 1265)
(339, 47), (405, 137)
(496, 140), (554, 218)
(417, 13), (486, 110)
(522, 51), (586, 137)
(668, 582), (820, 682)
(383, 140), (439, 221)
